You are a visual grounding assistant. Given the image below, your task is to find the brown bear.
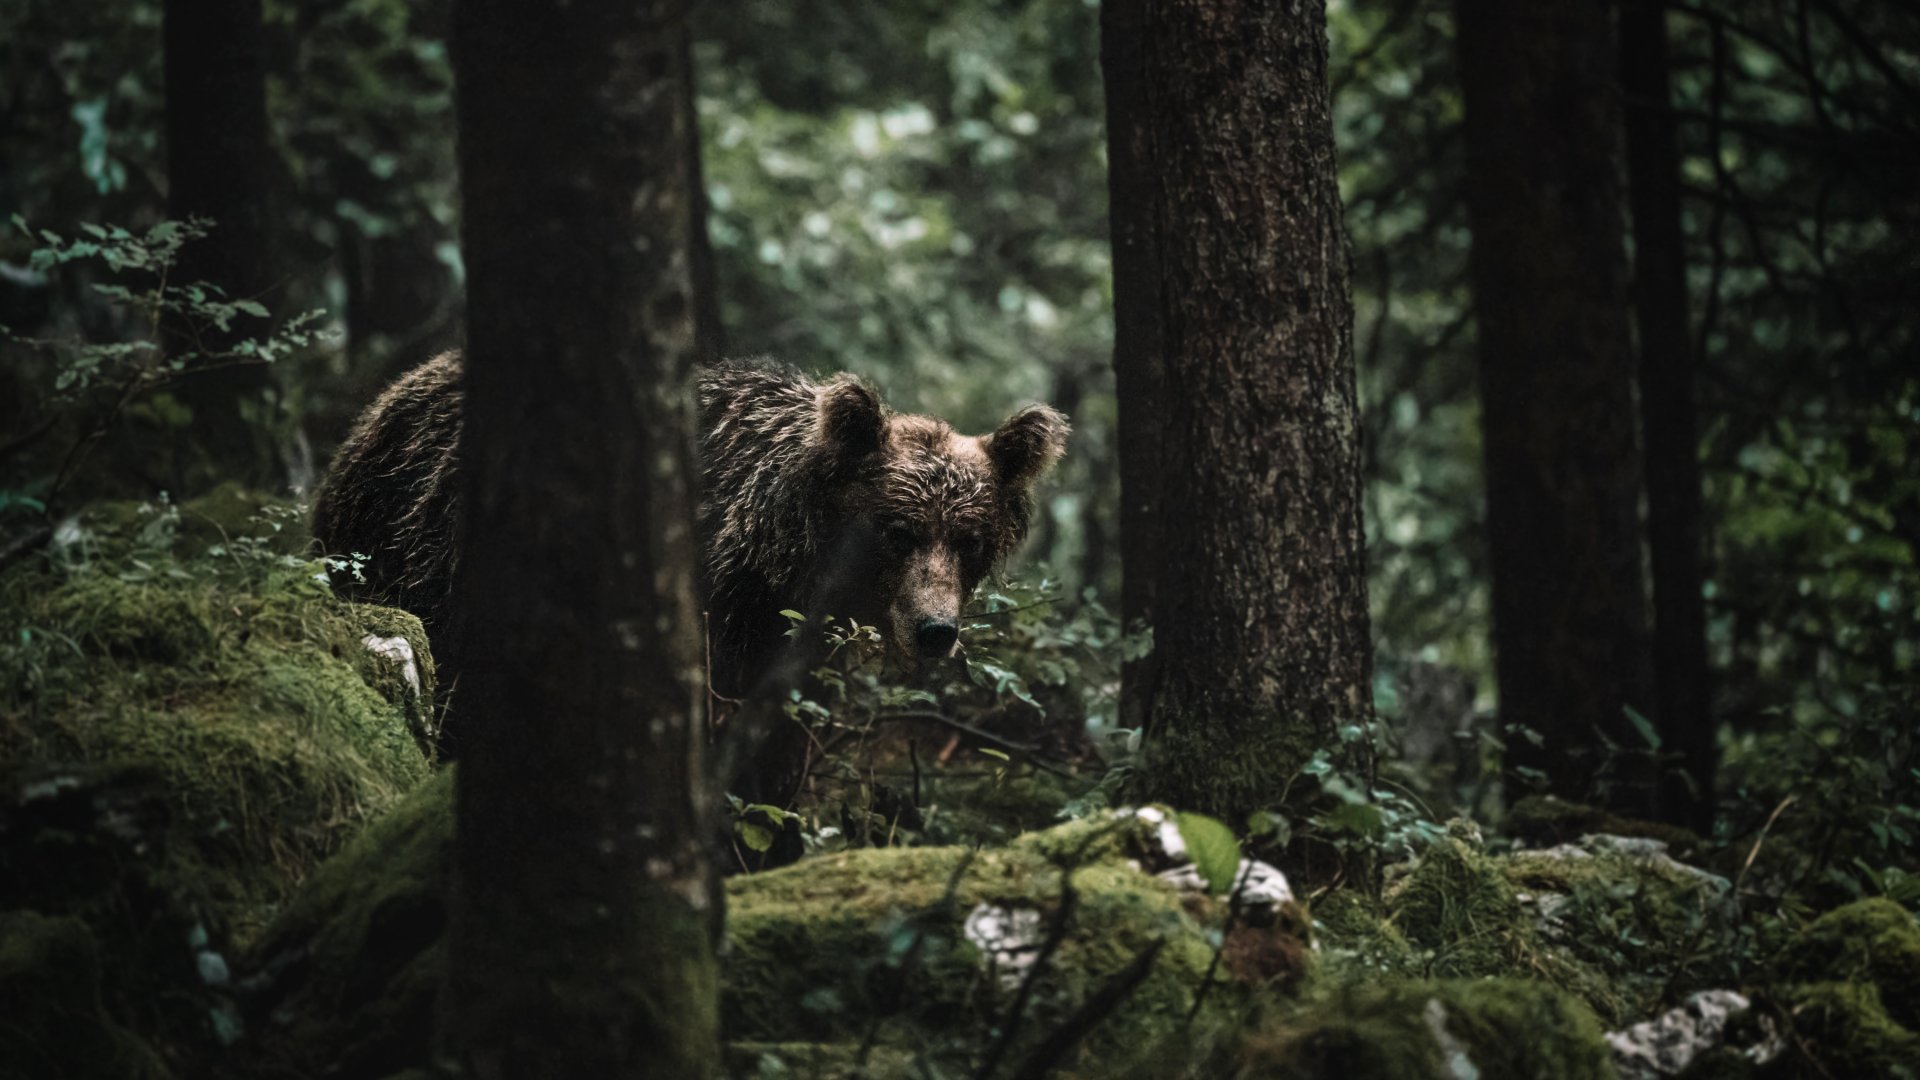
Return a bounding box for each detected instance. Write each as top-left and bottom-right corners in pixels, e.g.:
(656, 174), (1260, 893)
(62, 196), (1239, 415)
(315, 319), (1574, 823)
(313, 351), (1068, 740)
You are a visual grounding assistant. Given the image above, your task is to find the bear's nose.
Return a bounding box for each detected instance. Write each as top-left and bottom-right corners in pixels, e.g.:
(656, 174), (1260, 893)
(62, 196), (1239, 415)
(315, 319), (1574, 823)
(914, 618), (959, 658)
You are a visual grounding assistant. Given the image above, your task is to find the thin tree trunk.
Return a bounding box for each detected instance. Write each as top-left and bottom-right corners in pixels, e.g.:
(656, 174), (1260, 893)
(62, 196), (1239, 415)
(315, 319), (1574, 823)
(1623, 0), (1716, 829)
(163, 0), (277, 491)
(1110, 0), (1375, 818)
(1457, 0), (1659, 814)
(442, 1), (720, 1075)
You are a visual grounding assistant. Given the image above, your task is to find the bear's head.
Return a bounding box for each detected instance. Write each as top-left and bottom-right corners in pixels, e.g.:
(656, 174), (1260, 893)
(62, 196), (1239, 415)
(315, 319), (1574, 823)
(811, 376), (1069, 662)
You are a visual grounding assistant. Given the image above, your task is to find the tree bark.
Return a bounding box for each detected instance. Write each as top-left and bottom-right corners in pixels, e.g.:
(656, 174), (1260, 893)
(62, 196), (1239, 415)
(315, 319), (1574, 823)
(162, 0), (277, 490)
(443, 1), (720, 1075)
(1457, 0), (1659, 813)
(1101, 0), (1164, 740)
(1623, 0), (1716, 829)
(1109, 0), (1375, 818)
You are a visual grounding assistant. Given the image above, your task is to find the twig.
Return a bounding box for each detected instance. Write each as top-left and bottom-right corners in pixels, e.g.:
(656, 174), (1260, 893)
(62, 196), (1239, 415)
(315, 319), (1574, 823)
(1186, 859), (1256, 1023)
(1735, 794), (1796, 898)
(876, 710), (1079, 779)
(973, 881), (1080, 1080)
(857, 849), (977, 1067)
(0, 523), (53, 575)
(1005, 939), (1167, 1080)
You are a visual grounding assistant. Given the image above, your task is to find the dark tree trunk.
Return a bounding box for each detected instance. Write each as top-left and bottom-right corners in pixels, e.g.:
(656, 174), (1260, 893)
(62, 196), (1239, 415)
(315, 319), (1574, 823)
(443, 1), (720, 1075)
(1623, 0), (1716, 829)
(1109, 0), (1375, 818)
(1100, 0), (1164, 739)
(163, 0), (277, 490)
(1457, 0), (1659, 813)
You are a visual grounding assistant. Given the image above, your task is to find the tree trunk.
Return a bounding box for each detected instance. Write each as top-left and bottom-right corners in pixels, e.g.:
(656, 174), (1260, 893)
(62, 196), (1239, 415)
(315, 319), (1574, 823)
(1623, 0), (1715, 829)
(442, 1), (720, 1076)
(1109, 0), (1375, 818)
(1457, 0), (1659, 813)
(1100, 0), (1164, 739)
(162, 0), (277, 491)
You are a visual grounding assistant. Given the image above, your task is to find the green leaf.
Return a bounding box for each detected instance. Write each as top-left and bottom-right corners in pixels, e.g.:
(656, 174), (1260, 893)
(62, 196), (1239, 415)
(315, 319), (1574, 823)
(1624, 705), (1661, 751)
(1175, 812), (1241, 895)
(778, 609), (805, 621)
(736, 820), (774, 853)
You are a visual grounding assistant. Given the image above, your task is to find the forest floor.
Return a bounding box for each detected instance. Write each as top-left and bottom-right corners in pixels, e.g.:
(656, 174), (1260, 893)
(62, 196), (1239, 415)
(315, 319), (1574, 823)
(1, 492), (1915, 1079)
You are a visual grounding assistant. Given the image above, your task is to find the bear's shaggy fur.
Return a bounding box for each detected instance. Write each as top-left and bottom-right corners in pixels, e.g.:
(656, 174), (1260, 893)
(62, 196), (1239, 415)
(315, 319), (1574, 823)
(314, 351), (1067, 719)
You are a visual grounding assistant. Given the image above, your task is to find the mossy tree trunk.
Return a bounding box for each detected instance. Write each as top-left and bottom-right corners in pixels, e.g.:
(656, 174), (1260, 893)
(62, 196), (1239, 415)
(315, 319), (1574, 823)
(443, 1), (720, 1076)
(162, 0), (277, 491)
(1623, 0), (1716, 829)
(1107, 0), (1375, 818)
(1457, 0), (1659, 813)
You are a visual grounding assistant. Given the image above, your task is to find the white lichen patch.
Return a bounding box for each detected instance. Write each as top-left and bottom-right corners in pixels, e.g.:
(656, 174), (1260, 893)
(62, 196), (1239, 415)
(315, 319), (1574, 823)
(1606, 990), (1763, 1079)
(1424, 997), (1483, 1080)
(361, 634), (422, 698)
(1157, 859), (1296, 911)
(1530, 833), (1732, 894)
(963, 902), (1047, 989)
(1133, 806), (1188, 865)
(1132, 806), (1296, 914)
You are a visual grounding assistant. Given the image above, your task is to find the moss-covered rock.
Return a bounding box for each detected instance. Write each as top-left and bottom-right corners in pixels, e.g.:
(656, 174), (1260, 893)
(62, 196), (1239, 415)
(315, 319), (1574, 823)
(242, 789), (1261, 1078)
(1507, 795), (1706, 862)
(1234, 978), (1616, 1080)
(243, 771), (454, 1080)
(0, 911), (170, 1080)
(1772, 982), (1919, 1078)
(1384, 834), (1617, 1020)
(1772, 898), (1920, 1032)
(2, 493), (437, 1078)
(2, 493), (436, 939)
(1379, 828), (1740, 1026)
(1313, 889), (1422, 979)
(1503, 838), (1735, 1020)
(728, 837), (1224, 1068)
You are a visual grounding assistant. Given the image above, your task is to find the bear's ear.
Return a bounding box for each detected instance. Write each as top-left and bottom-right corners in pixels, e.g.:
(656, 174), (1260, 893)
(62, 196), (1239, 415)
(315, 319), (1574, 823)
(985, 405), (1070, 489)
(817, 377), (886, 459)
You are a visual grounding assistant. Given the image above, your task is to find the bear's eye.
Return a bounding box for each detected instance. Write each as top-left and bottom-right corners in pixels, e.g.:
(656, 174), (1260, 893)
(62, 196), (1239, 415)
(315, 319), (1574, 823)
(881, 520), (920, 552)
(954, 534), (989, 565)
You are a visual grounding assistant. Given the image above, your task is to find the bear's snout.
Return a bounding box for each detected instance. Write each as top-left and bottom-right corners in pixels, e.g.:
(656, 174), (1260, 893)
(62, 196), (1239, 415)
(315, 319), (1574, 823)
(914, 618), (959, 658)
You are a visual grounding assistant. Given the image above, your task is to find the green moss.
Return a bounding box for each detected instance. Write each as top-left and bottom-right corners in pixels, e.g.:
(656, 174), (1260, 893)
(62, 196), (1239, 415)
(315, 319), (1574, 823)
(1236, 978), (1614, 1080)
(1502, 842), (1734, 1020)
(1387, 835), (1527, 977)
(1385, 836), (1628, 1023)
(1774, 982), (1919, 1078)
(240, 772), (453, 1080)
(245, 797), (1243, 1078)
(1313, 889), (1421, 978)
(0, 911), (169, 1080)
(1774, 899), (1920, 1032)
(725, 834), (1223, 1071)
(2, 495), (434, 939)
